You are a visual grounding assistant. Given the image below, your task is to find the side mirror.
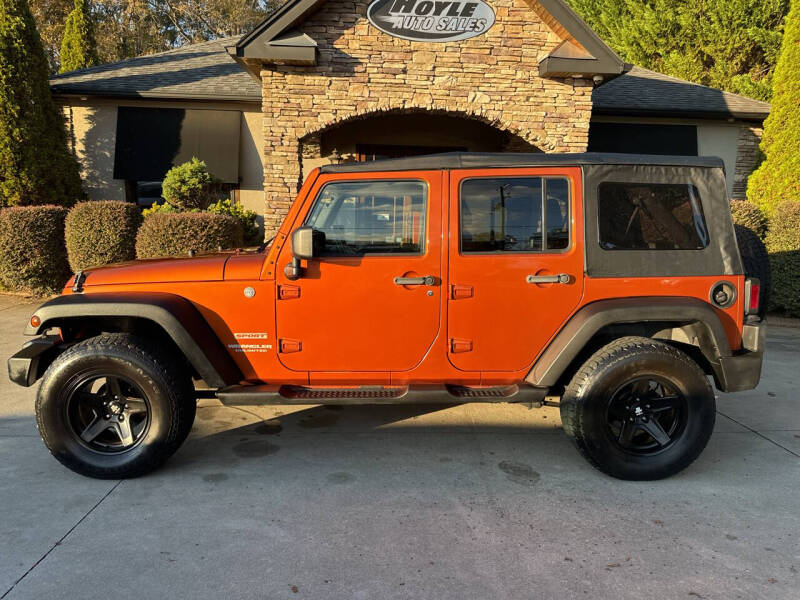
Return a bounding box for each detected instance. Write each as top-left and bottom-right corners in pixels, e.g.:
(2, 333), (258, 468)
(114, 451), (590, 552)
(291, 226), (325, 260)
(285, 227), (325, 280)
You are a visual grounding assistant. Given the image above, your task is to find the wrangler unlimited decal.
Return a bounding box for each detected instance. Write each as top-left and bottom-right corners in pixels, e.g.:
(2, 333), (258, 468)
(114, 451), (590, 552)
(367, 0), (496, 42)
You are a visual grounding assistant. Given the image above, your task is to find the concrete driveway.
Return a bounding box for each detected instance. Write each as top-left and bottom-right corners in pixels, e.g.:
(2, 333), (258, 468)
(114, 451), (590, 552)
(1, 294), (798, 600)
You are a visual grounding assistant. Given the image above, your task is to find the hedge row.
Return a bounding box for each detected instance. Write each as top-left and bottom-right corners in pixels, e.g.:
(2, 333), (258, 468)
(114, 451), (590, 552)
(65, 201), (142, 271)
(729, 200), (768, 240)
(0, 206), (70, 295)
(0, 202), (245, 295)
(135, 212), (243, 259)
(765, 202), (800, 317)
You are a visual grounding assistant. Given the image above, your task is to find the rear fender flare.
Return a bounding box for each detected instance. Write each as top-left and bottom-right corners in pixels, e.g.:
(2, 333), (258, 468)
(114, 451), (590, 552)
(526, 297), (733, 388)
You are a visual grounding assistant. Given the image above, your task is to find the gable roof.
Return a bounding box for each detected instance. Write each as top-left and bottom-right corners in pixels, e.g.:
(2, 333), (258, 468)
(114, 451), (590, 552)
(234, 0), (625, 77)
(49, 36), (770, 122)
(593, 66), (771, 121)
(49, 37), (261, 102)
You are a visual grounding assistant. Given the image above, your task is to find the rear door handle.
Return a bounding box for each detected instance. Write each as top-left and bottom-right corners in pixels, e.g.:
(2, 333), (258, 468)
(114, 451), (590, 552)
(526, 274), (571, 284)
(394, 275), (436, 286)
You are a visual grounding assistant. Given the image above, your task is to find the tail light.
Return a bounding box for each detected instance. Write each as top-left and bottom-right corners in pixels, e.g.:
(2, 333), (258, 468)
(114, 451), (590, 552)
(744, 278), (760, 316)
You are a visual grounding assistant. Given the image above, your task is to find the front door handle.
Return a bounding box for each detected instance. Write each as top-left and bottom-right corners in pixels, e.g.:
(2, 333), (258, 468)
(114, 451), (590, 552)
(526, 274), (571, 284)
(394, 275), (436, 286)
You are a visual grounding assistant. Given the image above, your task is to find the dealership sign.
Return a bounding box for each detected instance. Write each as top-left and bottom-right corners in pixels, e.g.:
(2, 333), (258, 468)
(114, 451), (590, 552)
(367, 0), (496, 42)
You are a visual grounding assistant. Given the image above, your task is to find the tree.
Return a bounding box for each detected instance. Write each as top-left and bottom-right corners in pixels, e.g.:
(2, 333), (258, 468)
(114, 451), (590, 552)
(0, 0), (84, 206)
(59, 0), (98, 72)
(27, 0), (72, 71)
(747, 0), (800, 215)
(567, 0), (789, 101)
(28, 0), (278, 72)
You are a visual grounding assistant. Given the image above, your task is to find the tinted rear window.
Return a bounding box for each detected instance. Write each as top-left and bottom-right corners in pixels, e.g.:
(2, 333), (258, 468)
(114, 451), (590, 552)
(598, 183), (709, 250)
(460, 177), (570, 253)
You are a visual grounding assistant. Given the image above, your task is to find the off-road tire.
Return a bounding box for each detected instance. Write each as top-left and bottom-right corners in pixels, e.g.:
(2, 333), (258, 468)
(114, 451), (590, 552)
(734, 224), (771, 317)
(36, 333), (196, 479)
(560, 337), (715, 481)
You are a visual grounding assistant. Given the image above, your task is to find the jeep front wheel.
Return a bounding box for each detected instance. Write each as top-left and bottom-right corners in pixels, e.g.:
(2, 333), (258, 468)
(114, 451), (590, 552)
(36, 333), (196, 479)
(560, 337), (715, 480)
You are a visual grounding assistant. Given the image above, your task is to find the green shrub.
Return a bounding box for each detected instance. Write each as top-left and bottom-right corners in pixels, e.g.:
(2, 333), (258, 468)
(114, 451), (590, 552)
(765, 201), (800, 317)
(141, 202), (175, 218)
(136, 212), (243, 259)
(730, 200), (768, 239)
(0, 206), (69, 295)
(161, 158), (214, 211)
(207, 198), (261, 246)
(65, 201), (142, 271)
(747, 1), (800, 215)
(144, 197), (261, 246)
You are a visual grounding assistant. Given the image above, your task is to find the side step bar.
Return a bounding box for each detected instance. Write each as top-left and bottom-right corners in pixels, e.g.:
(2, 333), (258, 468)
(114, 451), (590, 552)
(217, 384), (549, 406)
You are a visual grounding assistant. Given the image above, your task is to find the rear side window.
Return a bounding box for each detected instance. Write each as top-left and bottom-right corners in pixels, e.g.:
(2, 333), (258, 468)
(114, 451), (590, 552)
(598, 183), (709, 250)
(460, 177), (570, 253)
(305, 180), (426, 256)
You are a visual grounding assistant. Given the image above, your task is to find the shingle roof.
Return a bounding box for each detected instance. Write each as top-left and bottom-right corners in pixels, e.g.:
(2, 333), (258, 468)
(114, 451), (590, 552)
(49, 36), (261, 102)
(593, 66), (770, 121)
(50, 40), (770, 121)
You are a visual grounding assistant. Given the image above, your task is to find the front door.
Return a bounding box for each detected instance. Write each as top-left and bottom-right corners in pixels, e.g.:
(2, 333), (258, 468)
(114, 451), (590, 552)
(275, 172), (443, 373)
(447, 168), (585, 372)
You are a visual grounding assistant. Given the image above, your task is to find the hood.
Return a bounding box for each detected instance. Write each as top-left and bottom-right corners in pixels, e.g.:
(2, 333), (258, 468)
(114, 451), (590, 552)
(69, 253), (232, 288)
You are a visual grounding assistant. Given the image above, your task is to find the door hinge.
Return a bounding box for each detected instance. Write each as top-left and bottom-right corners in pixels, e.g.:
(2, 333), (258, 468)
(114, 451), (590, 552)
(279, 339), (302, 353)
(278, 284), (301, 300)
(450, 338), (473, 353)
(450, 284), (473, 300)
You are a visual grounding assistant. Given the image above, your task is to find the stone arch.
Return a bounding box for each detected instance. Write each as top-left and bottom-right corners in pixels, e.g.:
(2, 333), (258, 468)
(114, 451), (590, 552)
(298, 105), (552, 157)
(262, 102), (564, 235)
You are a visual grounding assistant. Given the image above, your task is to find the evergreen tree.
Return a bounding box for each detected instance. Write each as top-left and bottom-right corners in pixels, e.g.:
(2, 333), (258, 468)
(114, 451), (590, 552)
(59, 0), (97, 73)
(0, 0), (84, 206)
(567, 0), (788, 101)
(747, 0), (800, 215)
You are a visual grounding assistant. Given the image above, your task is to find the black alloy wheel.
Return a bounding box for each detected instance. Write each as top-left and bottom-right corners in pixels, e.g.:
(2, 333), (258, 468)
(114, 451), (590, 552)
(605, 376), (688, 455)
(64, 372), (151, 453)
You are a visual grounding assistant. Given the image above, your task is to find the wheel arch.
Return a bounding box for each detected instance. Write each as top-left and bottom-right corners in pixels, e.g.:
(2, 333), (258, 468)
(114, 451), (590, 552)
(26, 292), (242, 389)
(527, 297), (734, 392)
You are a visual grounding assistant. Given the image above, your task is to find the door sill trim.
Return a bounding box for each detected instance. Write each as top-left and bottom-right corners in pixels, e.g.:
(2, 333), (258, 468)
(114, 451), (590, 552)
(217, 383), (548, 406)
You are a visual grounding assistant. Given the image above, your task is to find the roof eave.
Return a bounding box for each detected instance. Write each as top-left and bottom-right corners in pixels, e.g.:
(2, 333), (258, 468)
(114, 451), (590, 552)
(592, 106), (769, 122)
(50, 89), (261, 103)
(538, 56), (626, 78)
(533, 0), (625, 78)
(236, 0), (325, 63)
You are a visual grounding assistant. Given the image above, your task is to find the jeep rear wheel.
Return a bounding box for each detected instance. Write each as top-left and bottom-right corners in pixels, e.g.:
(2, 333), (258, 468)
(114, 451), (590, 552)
(560, 337), (715, 480)
(36, 333), (196, 479)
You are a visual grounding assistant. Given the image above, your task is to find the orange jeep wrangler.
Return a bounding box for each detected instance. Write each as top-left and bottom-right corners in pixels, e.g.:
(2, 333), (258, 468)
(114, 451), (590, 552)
(9, 153), (767, 481)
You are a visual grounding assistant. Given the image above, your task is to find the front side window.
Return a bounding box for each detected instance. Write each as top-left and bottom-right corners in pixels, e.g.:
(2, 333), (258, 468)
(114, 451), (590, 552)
(598, 183), (709, 250)
(460, 177), (570, 253)
(305, 180), (427, 256)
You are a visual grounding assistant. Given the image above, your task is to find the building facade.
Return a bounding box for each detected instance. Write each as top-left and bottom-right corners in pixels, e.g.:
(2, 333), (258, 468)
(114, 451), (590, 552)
(50, 0), (770, 237)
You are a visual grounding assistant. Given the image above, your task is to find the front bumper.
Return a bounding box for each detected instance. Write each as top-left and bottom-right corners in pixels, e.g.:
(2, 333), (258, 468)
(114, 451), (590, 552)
(7, 335), (62, 387)
(716, 322), (767, 393)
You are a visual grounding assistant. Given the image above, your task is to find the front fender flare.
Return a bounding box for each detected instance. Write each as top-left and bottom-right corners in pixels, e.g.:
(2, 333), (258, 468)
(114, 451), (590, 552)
(26, 292), (241, 388)
(526, 297), (734, 389)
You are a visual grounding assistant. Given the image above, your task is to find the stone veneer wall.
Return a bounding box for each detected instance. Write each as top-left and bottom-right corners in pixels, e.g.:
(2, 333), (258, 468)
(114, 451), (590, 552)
(732, 124), (763, 200)
(258, 0), (595, 234)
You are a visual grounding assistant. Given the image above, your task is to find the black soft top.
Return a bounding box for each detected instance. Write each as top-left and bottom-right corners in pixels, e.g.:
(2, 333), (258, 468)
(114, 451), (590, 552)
(319, 152), (726, 174)
(318, 151), (741, 279)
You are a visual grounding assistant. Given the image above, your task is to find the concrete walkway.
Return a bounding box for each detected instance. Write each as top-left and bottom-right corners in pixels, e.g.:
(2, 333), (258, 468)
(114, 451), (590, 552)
(1, 294), (798, 599)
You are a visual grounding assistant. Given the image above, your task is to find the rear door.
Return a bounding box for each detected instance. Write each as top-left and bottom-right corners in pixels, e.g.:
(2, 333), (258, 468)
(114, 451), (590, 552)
(274, 172), (443, 373)
(447, 168), (584, 372)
